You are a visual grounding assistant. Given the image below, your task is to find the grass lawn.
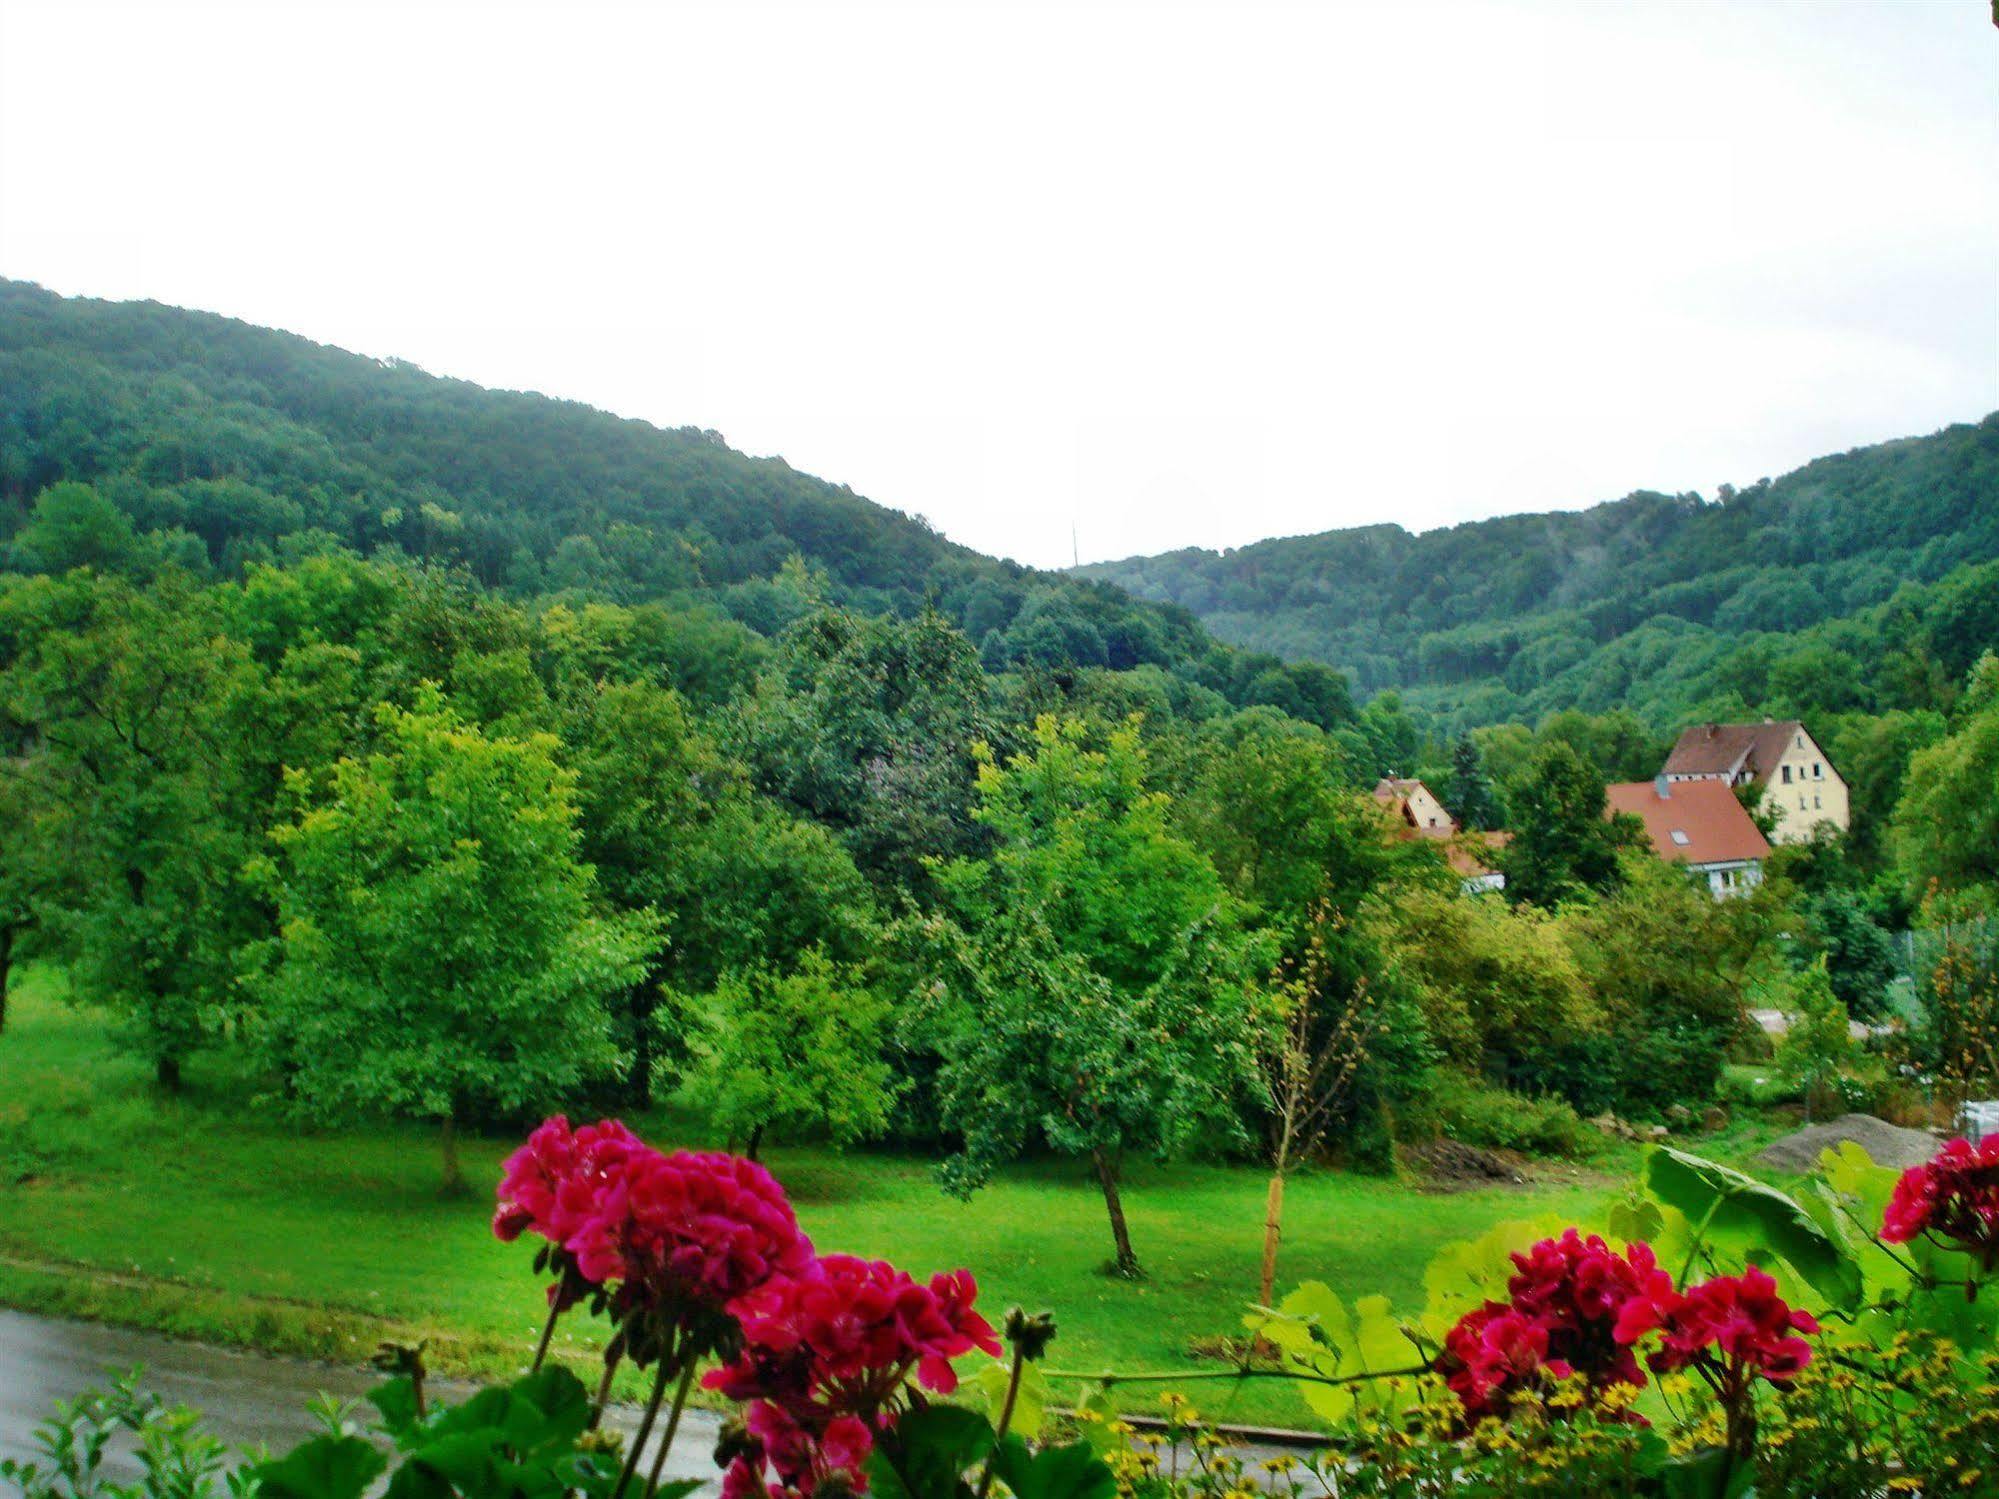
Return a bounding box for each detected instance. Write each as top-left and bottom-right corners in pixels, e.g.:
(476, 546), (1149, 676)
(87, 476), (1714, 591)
(0, 971), (1781, 1427)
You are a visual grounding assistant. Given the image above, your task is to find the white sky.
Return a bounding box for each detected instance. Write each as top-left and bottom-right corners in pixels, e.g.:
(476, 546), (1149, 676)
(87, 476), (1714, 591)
(1, 0), (1993, 570)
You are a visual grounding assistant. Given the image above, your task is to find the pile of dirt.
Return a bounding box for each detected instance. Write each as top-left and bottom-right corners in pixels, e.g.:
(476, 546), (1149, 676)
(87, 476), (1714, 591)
(1753, 1113), (1940, 1175)
(1403, 1138), (1523, 1189)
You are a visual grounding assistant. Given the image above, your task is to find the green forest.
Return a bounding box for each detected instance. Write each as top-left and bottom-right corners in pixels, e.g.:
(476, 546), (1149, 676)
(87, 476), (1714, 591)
(1081, 415), (1999, 737)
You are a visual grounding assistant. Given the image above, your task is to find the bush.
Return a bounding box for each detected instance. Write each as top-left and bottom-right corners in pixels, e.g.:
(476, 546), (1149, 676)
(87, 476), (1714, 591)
(1418, 1074), (1592, 1158)
(1716, 1064), (1802, 1109)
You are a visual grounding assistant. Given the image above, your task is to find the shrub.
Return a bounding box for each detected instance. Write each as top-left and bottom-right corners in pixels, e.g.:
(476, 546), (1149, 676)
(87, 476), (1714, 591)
(1419, 1074), (1592, 1158)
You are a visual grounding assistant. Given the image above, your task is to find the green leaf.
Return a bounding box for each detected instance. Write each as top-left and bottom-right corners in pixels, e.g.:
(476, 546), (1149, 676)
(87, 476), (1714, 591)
(251, 1435), (388, 1499)
(867, 1404), (995, 1499)
(366, 1377), (422, 1439)
(1606, 1195), (1665, 1248)
(967, 1360), (1049, 1442)
(1646, 1146), (1863, 1311)
(990, 1434), (1117, 1499)
(1659, 1447), (1756, 1499)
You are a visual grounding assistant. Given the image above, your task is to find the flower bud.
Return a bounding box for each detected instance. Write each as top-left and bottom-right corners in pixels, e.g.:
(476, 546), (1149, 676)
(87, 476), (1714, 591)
(713, 1415), (761, 1469)
(1003, 1307), (1058, 1361)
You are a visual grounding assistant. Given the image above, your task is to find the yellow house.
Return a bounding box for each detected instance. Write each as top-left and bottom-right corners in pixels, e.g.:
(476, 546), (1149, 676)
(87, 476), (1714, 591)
(1659, 720), (1850, 845)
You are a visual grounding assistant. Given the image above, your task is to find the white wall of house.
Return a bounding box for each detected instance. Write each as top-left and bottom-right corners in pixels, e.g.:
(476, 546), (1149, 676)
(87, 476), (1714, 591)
(1693, 859), (1763, 898)
(1762, 727), (1850, 844)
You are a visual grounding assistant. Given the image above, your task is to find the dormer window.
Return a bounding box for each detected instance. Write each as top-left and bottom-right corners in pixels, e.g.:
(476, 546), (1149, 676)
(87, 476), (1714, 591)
(1670, 829), (1691, 846)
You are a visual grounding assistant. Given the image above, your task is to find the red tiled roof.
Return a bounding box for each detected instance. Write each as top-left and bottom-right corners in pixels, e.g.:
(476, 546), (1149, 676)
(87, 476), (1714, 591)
(1605, 779), (1771, 867)
(1661, 721), (1805, 783)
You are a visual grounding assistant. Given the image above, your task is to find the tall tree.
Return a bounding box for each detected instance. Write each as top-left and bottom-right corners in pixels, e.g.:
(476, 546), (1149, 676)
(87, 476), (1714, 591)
(681, 949), (897, 1158)
(566, 678), (872, 1105)
(736, 606), (995, 894)
(0, 752), (71, 1035)
(0, 572), (263, 1085)
(256, 688), (647, 1192)
(920, 716), (1269, 1277)
(1176, 710), (1426, 922)
(1444, 735), (1503, 832)
(1499, 741), (1629, 907)
(1892, 654), (1999, 910)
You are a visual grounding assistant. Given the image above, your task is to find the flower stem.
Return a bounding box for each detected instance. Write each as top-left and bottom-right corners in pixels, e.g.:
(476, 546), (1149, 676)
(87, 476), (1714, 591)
(531, 1299), (563, 1374)
(644, 1362), (699, 1496)
(973, 1347), (1026, 1499)
(612, 1356), (675, 1499)
(589, 1343), (627, 1431)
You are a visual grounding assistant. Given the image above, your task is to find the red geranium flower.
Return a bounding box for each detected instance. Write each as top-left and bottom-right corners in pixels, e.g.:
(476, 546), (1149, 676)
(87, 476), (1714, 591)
(1618, 1264), (1818, 1387)
(706, 1254), (1001, 1497)
(1881, 1136), (1999, 1269)
(567, 1148), (814, 1311)
(1438, 1230), (1676, 1421)
(492, 1115), (644, 1245)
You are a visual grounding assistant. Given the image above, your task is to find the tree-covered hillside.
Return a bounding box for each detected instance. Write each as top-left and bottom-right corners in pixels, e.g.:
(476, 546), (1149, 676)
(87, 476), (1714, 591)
(0, 278), (1352, 728)
(1082, 418), (1999, 731)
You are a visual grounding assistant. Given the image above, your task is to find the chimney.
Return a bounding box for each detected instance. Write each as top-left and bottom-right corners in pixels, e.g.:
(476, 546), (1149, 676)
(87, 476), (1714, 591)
(1705, 723), (1718, 739)
(1655, 773), (1671, 799)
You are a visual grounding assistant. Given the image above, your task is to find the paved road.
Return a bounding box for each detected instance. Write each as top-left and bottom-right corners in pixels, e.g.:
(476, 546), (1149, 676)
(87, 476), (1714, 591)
(0, 1308), (721, 1488)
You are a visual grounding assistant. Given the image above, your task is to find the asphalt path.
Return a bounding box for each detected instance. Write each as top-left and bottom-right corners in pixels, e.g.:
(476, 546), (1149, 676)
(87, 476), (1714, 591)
(0, 1307), (722, 1489)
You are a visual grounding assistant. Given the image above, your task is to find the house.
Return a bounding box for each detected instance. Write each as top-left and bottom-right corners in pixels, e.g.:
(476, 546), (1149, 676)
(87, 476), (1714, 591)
(1372, 777), (1507, 893)
(1605, 775), (1771, 898)
(1373, 777), (1454, 833)
(1659, 719), (1849, 844)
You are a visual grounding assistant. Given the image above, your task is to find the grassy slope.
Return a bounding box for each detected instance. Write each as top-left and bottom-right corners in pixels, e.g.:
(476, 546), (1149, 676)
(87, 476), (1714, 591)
(0, 974), (1774, 1426)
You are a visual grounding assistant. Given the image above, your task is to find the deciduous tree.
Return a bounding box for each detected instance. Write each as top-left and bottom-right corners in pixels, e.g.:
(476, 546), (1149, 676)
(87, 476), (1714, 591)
(256, 688), (647, 1192)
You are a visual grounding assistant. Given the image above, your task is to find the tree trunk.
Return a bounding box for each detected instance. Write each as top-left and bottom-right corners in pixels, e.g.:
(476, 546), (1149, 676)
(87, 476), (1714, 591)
(745, 1122), (766, 1162)
(440, 1113), (467, 1197)
(155, 1054), (181, 1091)
(1092, 1147), (1141, 1278)
(627, 981), (656, 1109)
(1259, 1170), (1286, 1308)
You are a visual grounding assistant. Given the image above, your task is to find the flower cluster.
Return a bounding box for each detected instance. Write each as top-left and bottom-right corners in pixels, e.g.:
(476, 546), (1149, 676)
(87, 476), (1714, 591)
(1439, 1231), (1672, 1420)
(1616, 1265), (1818, 1388)
(494, 1115), (645, 1246)
(570, 1149), (814, 1312)
(493, 1117), (811, 1348)
(707, 1253), (1001, 1498)
(1880, 1135), (1999, 1266)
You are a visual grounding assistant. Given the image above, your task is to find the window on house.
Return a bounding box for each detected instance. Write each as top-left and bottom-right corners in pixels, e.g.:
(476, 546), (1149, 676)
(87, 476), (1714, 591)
(1799, 795), (1807, 809)
(1796, 734), (1804, 748)
(1782, 765), (1792, 784)
(1814, 795), (1821, 809)
(1670, 829), (1691, 845)
(1813, 762), (1822, 778)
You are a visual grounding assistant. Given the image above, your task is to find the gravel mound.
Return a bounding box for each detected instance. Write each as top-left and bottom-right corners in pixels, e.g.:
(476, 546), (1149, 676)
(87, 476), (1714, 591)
(1754, 1113), (1939, 1175)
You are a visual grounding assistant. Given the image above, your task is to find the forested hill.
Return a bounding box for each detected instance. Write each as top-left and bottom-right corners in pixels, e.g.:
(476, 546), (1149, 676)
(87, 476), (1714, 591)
(1081, 417), (1999, 730)
(0, 278), (1355, 725)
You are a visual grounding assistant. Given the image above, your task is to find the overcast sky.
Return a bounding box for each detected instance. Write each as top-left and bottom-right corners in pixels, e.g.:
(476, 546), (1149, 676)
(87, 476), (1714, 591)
(1, 1), (1992, 569)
